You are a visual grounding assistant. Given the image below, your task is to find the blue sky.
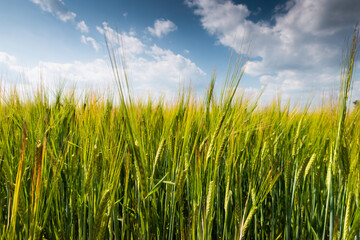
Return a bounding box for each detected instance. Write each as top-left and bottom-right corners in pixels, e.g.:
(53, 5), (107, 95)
(0, 0), (360, 104)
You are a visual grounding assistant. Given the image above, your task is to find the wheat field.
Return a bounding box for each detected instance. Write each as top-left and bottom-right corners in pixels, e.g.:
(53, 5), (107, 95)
(0, 29), (360, 240)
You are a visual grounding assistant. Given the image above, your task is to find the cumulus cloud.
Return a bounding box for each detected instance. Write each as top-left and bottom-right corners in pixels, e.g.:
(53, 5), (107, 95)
(0, 52), (22, 84)
(186, 0), (360, 101)
(81, 35), (100, 51)
(0, 51), (115, 99)
(1, 22), (206, 98)
(147, 19), (178, 38)
(129, 45), (205, 92)
(96, 22), (205, 95)
(77, 20), (89, 33)
(1, 54), (113, 89)
(97, 22), (146, 55)
(26, 59), (111, 86)
(30, 0), (76, 22)
(0, 52), (16, 65)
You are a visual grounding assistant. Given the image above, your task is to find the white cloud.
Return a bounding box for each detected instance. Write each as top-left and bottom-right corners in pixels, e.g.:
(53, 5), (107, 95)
(129, 44), (205, 91)
(147, 19), (178, 38)
(96, 23), (206, 96)
(0, 52), (21, 84)
(0, 52), (16, 65)
(34, 59), (112, 85)
(97, 22), (145, 55)
(77, 20), (89, 33)
(1, 22), (206, 98)
(81, 35), (100, 51)
(186, 0), (360, 100)
(30, 0), (76, 22)
(1, 54), (113, 89)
